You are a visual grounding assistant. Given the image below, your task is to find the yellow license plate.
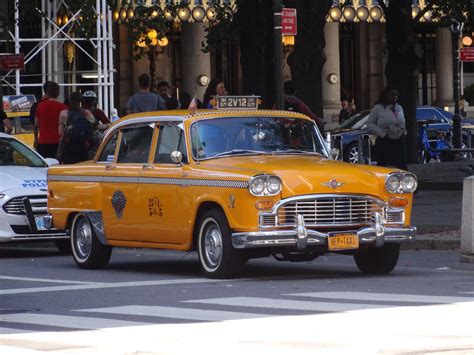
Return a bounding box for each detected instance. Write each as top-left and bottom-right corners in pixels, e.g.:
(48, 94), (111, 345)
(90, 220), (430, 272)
(328, 233), (359, 251)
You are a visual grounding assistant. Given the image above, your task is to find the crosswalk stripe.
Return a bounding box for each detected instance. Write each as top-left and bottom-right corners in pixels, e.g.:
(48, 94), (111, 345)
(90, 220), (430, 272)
(0, 313), (149, 330)
(184, 297), (388, 312)
(77, 305), (268, 322)
(285, 292), (474, 304)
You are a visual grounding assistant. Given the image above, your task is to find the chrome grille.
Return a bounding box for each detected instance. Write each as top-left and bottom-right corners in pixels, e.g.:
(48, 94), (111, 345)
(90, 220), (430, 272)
(260, 196), (386, 227)
(386, 210), (404, 224)
(3, 195), (47, 215)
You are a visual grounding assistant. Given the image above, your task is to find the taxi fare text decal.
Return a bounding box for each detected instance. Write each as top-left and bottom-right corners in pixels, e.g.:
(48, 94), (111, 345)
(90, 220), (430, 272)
(48, 175), (249, 189)
(148, 197), (163, 217)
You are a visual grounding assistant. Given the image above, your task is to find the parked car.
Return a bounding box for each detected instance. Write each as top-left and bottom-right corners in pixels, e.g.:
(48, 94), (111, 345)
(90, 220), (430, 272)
(331, 106), (467, 164)
(0, 133), (68, 251)
(44, 98), (417, 278)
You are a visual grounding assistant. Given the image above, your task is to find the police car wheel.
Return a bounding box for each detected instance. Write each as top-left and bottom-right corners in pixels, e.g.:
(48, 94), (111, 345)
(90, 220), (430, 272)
(197, 209), (243, 279)
(71, 213), (112, 269)
(353, 243), (400, 275)
(344, 142), (359, 164)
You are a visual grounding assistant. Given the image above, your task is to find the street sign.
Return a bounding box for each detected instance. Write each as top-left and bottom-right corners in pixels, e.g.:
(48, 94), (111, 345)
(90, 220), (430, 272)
(0, 53), (25, 70)
(460, 47), (474, 62)
(282, 8), (297, 36)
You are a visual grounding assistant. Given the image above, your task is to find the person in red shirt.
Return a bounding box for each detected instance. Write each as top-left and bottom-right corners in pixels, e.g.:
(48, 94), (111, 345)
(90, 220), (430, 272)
(34, 81), (67, 158)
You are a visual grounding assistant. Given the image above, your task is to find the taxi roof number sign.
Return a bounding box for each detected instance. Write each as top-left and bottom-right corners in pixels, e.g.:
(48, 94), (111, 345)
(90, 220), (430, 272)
(215, 96), (260, 110)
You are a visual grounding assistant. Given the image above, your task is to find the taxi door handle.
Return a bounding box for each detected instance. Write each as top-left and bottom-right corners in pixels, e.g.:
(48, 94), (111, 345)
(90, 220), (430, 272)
(143, 164), (154, 170)
(105, 165), (116, 171)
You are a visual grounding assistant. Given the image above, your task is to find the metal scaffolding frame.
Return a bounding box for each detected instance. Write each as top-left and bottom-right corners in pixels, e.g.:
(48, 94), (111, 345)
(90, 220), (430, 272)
(0, 0), (115, 116)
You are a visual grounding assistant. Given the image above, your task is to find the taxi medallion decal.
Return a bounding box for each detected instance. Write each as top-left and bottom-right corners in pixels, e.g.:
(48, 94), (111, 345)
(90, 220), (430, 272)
(321, 179), (344, 189)
(111, 190), (127, 219)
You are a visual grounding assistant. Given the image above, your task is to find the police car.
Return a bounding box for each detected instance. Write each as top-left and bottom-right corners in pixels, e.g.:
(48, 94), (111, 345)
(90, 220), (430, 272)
(0, 133), (68, 251)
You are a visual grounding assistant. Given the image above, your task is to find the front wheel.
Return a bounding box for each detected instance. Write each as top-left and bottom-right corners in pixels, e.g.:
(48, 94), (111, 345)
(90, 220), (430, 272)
(344, 142), (360, 164)
(353, 243), (400, 274)
(71, 213), (112, 269)
(197, 209), (243, 279)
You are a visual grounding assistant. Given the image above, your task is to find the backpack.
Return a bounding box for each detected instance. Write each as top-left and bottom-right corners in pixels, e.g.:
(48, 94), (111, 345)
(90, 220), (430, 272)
(64, 109), (93, 149)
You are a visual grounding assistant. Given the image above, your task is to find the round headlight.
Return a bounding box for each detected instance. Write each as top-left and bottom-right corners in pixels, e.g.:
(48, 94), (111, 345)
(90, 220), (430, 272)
(402, 174), (418, 193)
(250, 177), (266, 196)
(266, 176), (282, 195)
(386, 174), (401, 193)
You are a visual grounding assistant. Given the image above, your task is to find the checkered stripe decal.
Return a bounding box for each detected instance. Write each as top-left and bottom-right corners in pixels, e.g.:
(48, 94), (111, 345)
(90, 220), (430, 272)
(48, 175), (249, 189)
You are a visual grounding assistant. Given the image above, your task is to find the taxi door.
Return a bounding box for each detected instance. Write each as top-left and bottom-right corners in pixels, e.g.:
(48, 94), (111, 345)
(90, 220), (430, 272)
(137, 123), (185, 244)
(100, 124), (155, 242)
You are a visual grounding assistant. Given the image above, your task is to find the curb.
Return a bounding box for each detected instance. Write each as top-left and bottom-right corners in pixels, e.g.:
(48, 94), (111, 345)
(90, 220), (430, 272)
(401, 232), (461, 251)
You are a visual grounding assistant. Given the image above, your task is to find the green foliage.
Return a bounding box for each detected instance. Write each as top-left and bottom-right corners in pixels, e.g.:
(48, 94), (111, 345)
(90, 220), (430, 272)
(202, 2), (239, 53)
(428, 0), (473, 30)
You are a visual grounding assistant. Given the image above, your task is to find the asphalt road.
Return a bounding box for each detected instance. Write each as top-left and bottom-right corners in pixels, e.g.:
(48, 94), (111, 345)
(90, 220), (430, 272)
(0, 247), (473, 354)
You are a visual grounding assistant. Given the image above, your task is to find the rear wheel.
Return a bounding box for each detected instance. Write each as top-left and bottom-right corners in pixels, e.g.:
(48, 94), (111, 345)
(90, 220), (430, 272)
(71, 213), (112, 269)
(344, 142), (360, 164)
(197, 208), (243, 279)
(354, 243), (400, 274)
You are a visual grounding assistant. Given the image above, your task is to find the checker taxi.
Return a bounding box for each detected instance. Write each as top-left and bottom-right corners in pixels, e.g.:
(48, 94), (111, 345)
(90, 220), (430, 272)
(45, 98), (417, 278)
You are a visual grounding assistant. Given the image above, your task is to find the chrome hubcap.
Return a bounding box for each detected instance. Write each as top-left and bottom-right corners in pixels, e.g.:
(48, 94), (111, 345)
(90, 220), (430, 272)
(204, 224), (223, 268)
(75, 217), (92, 260)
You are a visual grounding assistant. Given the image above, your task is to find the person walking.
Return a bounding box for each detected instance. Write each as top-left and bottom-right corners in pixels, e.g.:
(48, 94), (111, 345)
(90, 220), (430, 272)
(283, 80), (325, 131)
(367, 86), (408, 171)
(126, 73), (165, 114)
(34, 82), (67, 158)
(81, 90), (111, 129)
(58, 91), (95, 164)
(203, 79), (227, 108)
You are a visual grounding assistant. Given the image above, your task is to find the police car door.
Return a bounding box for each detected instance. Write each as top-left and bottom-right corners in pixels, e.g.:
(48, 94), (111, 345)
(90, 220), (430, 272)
(137, 122), (183, 244)
(100, 124), (154, 241)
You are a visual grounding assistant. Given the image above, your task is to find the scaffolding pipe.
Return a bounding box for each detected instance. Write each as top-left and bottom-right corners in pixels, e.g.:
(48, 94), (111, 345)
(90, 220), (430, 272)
(96, 0), (103, 110)
(101, 0), (109, 115)
(107, 1), (115, 117)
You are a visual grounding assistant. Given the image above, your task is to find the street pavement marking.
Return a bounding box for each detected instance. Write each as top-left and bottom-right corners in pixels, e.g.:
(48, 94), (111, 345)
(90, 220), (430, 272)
(0, 327), (29, 334)
(77, 305), (269, 322)
(0, 313), (149, 330)
(184, 297), (389, 312)
(0, 275), (101, 285)
(0, 278), (226, 295)
(285, 292), (474, 304)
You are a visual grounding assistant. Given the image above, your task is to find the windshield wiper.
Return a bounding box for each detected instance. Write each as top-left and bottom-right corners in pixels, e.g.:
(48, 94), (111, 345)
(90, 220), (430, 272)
(213, 149), (266, 157)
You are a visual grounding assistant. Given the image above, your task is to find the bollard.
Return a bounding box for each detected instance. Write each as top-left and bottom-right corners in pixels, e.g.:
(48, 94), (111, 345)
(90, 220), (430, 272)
(461, 176), (474, 263)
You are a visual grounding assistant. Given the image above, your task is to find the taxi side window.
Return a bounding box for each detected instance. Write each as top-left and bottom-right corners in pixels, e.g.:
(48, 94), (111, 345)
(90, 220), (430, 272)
(117, 125), (154, 163)
(155, 124), (187, 164)
(98, 131), (119, 163)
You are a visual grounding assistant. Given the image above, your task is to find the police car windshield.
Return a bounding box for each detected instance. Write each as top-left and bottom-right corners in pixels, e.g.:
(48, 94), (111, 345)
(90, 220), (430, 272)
(0, 138), (46, 167)
(190, 116), (326, 160)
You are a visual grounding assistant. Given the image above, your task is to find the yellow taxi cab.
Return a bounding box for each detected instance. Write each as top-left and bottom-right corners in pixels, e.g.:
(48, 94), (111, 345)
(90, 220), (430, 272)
(45, 96), (417, 278)
(8, 111), (35, 147)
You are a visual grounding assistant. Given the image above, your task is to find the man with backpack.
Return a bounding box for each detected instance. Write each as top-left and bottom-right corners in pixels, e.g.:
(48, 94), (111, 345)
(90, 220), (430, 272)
(81, 90), (111, 129)
(283, 80), (325, 132)
(58, 91), (95, 164)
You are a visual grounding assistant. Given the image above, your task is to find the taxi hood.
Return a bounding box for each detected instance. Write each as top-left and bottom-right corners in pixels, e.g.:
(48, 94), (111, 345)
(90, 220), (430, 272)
(196, 155), (389, 197)
(0, 166), (48, 193)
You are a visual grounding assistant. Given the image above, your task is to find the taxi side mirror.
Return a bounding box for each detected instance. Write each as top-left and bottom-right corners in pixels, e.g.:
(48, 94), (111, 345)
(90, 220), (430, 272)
(170, 151), (183, 164)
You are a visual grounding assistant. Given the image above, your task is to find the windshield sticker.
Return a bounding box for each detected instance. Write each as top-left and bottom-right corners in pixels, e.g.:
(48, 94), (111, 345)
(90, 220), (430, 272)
(22, 179), (46, 188)
(111, 190), (127, 219)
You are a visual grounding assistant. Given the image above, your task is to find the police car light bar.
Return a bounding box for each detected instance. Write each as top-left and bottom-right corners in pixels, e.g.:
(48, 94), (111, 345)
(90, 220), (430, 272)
(215, 95), (260, 110)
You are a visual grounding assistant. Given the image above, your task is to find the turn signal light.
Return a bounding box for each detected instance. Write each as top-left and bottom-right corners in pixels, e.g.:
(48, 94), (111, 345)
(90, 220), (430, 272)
(255, 201), (275, 210)
(389, 197), (408, 207)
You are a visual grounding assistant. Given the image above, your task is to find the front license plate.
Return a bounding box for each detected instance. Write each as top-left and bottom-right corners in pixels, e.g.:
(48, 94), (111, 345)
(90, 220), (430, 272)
(328, 233), (359, 251)
(34, 216), (46, 231)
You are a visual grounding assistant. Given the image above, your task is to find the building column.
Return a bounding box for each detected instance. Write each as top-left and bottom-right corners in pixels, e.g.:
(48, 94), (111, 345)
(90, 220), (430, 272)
(181, 22), (211, 103)
(435, 27), (454, 107)
(322, 22), (341, 128)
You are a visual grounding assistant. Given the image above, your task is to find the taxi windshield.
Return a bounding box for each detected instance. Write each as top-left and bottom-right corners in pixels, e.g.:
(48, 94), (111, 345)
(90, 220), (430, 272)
(0, 138), (46, 167)
(190, 116), (326, 160)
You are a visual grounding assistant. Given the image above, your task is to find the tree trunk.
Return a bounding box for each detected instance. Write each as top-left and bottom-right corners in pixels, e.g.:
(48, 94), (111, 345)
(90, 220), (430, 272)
(385, 0), (420, 164)
(285, 0), (332, 117)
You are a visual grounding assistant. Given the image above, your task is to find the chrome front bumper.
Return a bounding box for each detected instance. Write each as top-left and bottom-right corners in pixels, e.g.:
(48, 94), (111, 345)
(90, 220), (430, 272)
(232, 213), (416, 249)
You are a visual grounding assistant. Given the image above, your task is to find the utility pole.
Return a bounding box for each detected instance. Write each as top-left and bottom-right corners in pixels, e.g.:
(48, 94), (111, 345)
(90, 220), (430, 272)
(273, 0), (283, 109)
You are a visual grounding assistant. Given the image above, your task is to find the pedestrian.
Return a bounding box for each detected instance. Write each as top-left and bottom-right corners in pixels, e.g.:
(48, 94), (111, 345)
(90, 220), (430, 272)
(58, 91), (95, 164)
(126, 73), (165, 114)
(179, 92), (192, 110)
(339, 98), (355, 125)
(29, 81), (51, 125)
(165, 96), (180, 110)
(110, 108), (120, 123)
(81, 90), (111, 129)
(0, 107), (12, 134)
(157, 80), (171, 101)
(34, 81), (68, 158)
(283, 80), (325, 131)
(367, 86), (408, 170)
(203, 79), (227, 108)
